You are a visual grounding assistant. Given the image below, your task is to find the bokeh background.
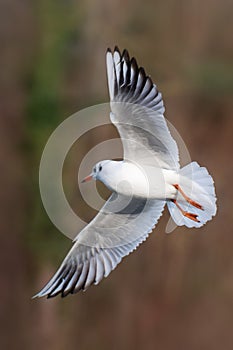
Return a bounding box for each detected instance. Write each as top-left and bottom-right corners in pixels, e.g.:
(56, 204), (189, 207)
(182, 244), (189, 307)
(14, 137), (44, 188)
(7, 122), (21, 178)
(1, 0), (233, 349)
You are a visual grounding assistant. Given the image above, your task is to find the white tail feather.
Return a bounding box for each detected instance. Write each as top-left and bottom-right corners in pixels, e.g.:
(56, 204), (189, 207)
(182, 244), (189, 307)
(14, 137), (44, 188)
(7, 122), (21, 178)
(167, 162), (217, 228)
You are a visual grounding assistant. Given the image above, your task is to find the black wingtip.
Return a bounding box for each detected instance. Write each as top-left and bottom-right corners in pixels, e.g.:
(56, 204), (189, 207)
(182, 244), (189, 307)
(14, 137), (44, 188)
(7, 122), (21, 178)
(114, 45), (121, 54)
(108, 47), (131, 63)
(122, 49), (130, 62)
(131, 57), (138, 72)
(139, 66), (146, 78)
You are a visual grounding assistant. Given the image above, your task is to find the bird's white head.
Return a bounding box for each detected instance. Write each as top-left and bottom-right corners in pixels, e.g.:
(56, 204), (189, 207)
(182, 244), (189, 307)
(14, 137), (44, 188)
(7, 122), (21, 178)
(81, 160), (118, 183)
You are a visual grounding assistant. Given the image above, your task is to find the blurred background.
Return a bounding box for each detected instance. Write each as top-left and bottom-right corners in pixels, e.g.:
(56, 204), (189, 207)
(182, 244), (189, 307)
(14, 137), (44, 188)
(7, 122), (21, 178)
(1, 0), (233, 349)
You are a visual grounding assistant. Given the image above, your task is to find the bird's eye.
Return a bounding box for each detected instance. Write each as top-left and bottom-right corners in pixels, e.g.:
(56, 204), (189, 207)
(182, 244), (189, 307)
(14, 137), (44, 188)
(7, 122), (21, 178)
(99, 165), (102, 171)
(93, 167), (96, 173)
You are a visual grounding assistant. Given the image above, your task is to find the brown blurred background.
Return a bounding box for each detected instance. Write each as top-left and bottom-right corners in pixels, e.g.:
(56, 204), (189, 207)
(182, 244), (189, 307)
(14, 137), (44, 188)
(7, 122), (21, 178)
(0, 0), (233, 349)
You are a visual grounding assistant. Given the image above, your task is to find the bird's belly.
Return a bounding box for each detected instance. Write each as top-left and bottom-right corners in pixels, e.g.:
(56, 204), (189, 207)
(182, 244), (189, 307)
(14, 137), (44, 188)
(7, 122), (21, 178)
(109, 164), (178, 200)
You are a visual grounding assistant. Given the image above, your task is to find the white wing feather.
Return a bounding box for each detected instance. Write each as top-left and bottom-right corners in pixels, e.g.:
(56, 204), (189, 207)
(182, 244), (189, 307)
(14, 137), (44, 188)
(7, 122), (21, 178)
(106, 47), (179, 170)
(34, 194), (165, 298)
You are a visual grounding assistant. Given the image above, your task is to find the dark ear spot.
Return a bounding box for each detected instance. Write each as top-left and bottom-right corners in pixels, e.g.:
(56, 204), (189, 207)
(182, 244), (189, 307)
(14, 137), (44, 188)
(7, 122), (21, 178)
(99, 165), (102, 171)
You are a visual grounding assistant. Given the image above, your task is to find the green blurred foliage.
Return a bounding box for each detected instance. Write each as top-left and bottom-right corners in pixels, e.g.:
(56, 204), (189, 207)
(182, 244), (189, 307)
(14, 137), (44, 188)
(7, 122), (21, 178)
(26, 0), (78, 262)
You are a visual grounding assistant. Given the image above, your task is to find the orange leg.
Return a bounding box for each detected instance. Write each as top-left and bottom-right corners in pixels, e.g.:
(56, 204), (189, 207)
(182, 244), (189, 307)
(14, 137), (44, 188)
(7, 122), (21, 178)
(173, 184), (203, 210)
(171, 199), (200, 223)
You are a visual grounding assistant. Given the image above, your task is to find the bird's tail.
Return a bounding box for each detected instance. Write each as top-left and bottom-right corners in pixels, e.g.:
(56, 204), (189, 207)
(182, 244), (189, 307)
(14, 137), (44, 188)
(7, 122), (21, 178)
(167, 162), (217, 228)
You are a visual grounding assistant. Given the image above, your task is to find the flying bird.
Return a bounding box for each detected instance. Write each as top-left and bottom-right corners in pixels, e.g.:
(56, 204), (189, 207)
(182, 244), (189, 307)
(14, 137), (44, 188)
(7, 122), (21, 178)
(34, 47), (216, 298)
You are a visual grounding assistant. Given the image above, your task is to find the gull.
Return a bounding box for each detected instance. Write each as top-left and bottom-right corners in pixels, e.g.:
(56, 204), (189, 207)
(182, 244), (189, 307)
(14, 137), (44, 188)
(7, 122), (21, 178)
(34, 47), (217, 298)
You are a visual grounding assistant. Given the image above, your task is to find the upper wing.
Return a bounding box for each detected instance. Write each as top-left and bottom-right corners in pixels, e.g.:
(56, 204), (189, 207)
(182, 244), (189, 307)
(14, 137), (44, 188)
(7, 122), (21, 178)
(106, 47), (179, 170)
(34, 193), (165, 298)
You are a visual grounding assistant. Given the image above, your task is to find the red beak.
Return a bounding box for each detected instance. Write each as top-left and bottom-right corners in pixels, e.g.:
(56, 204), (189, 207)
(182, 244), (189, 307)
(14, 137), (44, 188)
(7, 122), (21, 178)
(81, 174), (93, 183)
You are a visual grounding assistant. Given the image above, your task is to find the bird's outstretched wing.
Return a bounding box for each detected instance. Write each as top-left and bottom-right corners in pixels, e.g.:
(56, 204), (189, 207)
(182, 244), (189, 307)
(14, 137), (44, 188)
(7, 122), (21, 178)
(34, 193), (165, 298)
(106, 47), (179, 170)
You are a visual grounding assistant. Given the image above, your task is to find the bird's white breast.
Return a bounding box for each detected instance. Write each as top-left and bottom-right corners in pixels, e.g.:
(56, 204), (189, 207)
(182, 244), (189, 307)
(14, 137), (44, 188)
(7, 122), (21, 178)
(102, 161), (178, 199)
